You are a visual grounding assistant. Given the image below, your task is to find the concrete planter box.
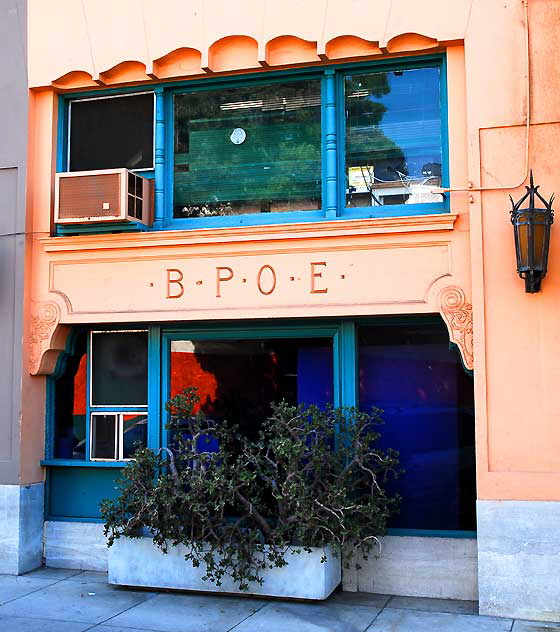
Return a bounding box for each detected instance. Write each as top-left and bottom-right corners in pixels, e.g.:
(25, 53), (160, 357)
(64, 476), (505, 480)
(108, 537), (341, 600)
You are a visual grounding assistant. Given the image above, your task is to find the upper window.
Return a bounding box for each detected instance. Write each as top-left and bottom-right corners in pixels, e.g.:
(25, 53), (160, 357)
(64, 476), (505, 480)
(59, 57), (446, 232)
(173, 80), (322, 218)
(345, 66), (442, 208)
(69, 93), (154, 172)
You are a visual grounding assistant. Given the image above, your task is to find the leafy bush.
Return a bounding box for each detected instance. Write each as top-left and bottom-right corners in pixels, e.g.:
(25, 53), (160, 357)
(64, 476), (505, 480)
(101, 387), (399, 590)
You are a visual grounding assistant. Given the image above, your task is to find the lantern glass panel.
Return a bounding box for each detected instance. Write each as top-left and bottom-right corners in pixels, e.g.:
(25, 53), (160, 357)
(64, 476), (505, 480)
(518, 220), (529, 268)
(533, 220), (545, 269)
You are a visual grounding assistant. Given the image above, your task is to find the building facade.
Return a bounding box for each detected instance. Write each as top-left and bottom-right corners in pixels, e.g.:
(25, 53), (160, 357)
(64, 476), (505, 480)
(1, 0), (559, 622)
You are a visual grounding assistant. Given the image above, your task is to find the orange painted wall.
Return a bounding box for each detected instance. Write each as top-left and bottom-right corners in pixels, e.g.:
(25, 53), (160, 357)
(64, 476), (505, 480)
(22, 0), (560, 503)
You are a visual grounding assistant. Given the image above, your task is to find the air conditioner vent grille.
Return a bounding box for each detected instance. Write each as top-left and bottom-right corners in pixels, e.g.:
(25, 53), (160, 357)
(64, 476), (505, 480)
(58, 173), (121, 219)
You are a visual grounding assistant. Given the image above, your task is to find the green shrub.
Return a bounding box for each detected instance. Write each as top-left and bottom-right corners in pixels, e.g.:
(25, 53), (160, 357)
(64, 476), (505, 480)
(101, 387), (399, 590)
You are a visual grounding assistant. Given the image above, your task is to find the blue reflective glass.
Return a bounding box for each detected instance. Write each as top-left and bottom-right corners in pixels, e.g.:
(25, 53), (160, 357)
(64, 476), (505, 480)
(358, 320), (475, 531)
(345, 67), (442, 208)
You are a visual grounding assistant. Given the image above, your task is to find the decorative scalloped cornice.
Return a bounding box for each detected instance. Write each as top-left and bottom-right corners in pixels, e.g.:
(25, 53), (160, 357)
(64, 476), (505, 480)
(48, 33), (445, 90)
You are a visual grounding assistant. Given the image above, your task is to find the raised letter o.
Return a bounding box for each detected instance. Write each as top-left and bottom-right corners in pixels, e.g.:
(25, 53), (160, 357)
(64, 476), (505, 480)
(257, 265), (277, 296)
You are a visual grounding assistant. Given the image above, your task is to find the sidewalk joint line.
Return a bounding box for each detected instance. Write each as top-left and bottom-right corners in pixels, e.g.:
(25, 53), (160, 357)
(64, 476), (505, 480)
(0, 570), (85, 607)
(225, 599), (271, 632)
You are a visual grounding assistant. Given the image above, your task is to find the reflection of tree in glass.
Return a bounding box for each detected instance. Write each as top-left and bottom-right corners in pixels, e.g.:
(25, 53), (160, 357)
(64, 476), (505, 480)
(174, 82), (322, 216)
(345, 72), (407, 186)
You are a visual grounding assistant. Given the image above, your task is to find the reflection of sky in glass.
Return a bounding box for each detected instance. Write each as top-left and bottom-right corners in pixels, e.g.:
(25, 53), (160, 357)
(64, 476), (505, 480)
(347, 67), (441, 179)
(376, 68), (441, 175)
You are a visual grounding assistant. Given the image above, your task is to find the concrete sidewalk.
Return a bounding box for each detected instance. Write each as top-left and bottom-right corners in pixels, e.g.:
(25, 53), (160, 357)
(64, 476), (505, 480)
(0, 568), (557, 631)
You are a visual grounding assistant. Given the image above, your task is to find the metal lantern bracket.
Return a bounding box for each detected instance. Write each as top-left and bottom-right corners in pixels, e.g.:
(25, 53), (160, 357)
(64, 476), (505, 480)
(510, 171), (555, 293)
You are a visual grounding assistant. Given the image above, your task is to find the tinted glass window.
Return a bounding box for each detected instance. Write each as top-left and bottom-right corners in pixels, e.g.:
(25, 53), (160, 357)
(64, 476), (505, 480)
(69, 93), (154, 171)
(122, 414), (148, 458)
(345, 67), (442, 208)
(358, 320), (475, 531)
(169, 338), (332, 439)
(91, 332), (148, 406)
(53, 331), (87, 460)
(173, 80), (322, 218)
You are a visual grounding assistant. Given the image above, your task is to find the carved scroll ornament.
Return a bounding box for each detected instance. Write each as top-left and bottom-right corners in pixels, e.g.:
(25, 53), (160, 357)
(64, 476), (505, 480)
(439, 286), (474, 371)
(28, 301), (69, 375)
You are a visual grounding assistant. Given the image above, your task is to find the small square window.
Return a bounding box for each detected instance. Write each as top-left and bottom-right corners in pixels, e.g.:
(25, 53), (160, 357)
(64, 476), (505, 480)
(91, 414), (118, 460)
(91, 331), (148, 406)
(122, 414), (148, 459)
(90, 412), (148, 461)
(69, 93), (154, 172)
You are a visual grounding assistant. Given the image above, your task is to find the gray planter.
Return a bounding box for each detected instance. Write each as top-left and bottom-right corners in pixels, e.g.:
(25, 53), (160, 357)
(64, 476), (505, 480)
(108, 537), (341, 600)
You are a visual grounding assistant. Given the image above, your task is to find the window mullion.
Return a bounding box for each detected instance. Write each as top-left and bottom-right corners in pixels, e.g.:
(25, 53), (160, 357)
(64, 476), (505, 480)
(339, 321), (357, 409)
(118, 414), (123, 461)
(324, 69), (338, 220)
(148, 326), (162, 451)
(85, 333), (92, 461)
(153, 87), (166, 230)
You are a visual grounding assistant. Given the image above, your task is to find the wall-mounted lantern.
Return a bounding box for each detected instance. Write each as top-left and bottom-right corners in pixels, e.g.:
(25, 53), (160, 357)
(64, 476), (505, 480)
(510, 171), (555, 293)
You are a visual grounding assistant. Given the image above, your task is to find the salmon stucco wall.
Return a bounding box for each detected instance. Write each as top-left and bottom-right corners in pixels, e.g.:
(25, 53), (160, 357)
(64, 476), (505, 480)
(22, 0), (560, 506)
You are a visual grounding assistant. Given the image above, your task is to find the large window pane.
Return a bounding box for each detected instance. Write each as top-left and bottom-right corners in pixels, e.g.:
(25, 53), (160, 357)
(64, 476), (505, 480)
(169, 338), (332, 438)
(358, 320), (475, 531)
(54, 331), (87, 460)
(173, 80), (322, 218)
(91, 332), (148, 406)
(345, 67), (442, 208)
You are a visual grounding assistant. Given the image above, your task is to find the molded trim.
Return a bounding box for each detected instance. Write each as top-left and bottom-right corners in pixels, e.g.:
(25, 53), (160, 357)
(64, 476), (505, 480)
(41, 213), (458, 253)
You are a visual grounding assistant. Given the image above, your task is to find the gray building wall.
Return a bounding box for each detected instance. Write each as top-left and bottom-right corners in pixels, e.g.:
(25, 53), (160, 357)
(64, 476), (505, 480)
(0, 0), (42, 575)
(0, 0), (27, 485)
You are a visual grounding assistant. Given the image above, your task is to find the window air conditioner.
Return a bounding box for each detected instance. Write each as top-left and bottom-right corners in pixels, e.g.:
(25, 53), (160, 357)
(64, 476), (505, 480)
(54, 169), (153, 226)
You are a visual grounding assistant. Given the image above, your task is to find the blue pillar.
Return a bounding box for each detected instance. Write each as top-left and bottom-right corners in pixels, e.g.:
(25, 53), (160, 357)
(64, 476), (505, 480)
(153, 87), (165, 230)
(324, 69), (338, 220)
(148, 326), (162, 451)
(339, 321), (357, 409)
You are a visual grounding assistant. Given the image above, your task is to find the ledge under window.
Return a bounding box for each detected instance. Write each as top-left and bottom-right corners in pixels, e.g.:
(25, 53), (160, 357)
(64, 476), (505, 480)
(42, 213), (458, 253)
(41, 459), (129, 468)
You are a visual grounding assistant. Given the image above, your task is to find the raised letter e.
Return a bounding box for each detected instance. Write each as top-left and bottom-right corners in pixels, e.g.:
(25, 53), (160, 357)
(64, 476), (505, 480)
(310, 262), (328, 294)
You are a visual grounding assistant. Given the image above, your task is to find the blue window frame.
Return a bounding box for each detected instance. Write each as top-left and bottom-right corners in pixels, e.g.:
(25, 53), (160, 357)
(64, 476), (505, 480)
(56, 55), (448, 235)
(44, 315), (475, 538)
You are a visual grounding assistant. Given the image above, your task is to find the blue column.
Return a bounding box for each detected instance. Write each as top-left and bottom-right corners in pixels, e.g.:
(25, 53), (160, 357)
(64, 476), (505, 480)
(147, 326), (162, 451)
(333, 321), (357, 453)
(324, 69), (338, 220)
(153, 87), (165, 230)
(339, 321), (357, 409)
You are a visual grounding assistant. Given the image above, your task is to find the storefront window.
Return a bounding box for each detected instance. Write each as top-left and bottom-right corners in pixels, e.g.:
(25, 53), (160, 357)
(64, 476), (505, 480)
(49, 320), (475, 532)
(345, 67), (442, 208)
(52, 330), (149, 462)
(53, 331), (87, 460)
(358, 321), (476, 531)
(173, 80), (322, 218)
(169, 337), (333, 439)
